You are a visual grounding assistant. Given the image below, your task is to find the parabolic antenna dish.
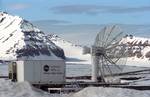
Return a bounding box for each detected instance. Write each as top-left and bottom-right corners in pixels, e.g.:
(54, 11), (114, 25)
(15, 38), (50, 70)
(92, 25), (128, 83)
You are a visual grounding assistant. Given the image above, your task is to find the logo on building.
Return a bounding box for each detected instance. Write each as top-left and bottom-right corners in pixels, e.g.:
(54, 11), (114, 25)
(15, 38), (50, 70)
(43, 65), (49, 72)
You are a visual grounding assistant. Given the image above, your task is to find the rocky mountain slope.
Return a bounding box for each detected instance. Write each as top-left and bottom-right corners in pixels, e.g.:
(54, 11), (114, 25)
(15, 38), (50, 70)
(123, 35), (150, 59)
(0, 12), (65, 60)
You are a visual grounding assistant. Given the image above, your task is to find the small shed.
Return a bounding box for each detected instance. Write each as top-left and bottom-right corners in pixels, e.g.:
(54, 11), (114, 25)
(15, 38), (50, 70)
(9, 59), (66, 85)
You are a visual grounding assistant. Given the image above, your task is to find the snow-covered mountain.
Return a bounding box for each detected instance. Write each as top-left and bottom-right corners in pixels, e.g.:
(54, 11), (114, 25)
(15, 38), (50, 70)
(48, 34), (150, 67)
(123, 35), (150, 59)
(122, 35), (150, 67)
(47, 34), (91, 64)
(0, 12), (65, 60)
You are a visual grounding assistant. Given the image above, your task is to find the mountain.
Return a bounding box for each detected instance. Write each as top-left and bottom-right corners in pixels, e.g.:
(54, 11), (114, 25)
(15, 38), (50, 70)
(47, 34), (91, 64)
(122, 35), (150, 67)
(123, 35), (150, 59)
(48, 34), (150, 67)
(0, 12), (65, 60)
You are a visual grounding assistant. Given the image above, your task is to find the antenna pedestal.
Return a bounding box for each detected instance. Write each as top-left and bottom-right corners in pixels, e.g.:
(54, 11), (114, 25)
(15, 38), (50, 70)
(91, 55), (99, 82)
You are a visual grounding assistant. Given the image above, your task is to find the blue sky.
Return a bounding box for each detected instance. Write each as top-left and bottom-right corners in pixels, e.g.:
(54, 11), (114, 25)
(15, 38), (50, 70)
(1, 0), (150, 25)
(0, 0), (150, 44)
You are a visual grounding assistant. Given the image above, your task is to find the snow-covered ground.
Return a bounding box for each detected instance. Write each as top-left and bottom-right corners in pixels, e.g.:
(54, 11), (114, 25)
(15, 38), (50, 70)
(126, 57), (150, 67)
(0, 79), (150, 97)
(72, 87), (150, 97)
(0, 79), (61, 97)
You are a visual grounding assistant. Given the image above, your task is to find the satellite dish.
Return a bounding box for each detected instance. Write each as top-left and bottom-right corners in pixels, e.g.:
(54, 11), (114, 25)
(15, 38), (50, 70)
(84, 25), (128, 83)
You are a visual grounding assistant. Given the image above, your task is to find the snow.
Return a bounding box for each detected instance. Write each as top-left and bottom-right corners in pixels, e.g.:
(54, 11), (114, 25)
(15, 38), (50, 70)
(0, 78), (150, 97)
(73, 87), (150, 97)
(125, 36), (150, 44)
(66, 64), (91, 77)
(127, 70), (150, 86)
(126, 57), (150, 67)
(0, 79), (56, 97)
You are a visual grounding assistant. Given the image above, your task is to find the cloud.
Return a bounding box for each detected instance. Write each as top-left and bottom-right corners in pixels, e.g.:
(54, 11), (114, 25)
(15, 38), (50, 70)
(9, 3), (30, 10)
(51, 5), (100, 15)
(107, 6), (150, 13)
(50, 5), (150, 15)
(32, 20), (71, 25)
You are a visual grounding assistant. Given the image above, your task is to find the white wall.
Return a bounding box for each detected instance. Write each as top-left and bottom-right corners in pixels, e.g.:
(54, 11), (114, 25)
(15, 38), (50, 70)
(16, 60), (66, 84)
(17, 61), (24, 82)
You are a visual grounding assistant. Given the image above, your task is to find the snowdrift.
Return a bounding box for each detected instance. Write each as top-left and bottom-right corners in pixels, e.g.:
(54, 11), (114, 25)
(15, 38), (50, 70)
(0, 79), (150, 97)
(73, 87), (150, 97)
